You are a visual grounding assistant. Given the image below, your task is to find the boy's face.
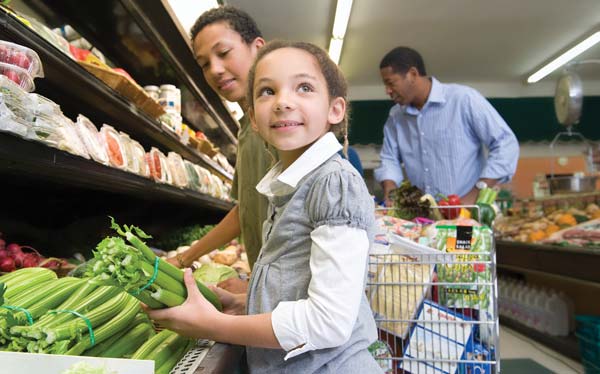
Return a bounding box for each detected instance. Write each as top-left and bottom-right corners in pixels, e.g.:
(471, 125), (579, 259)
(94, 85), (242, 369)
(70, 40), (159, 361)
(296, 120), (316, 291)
(193, 21), (264, 105)
(250, 47), (344, 157)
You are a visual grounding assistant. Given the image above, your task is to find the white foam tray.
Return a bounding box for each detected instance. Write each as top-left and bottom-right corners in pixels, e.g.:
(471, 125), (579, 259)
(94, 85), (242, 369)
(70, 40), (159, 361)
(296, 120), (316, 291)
(0, 351), (154, 374)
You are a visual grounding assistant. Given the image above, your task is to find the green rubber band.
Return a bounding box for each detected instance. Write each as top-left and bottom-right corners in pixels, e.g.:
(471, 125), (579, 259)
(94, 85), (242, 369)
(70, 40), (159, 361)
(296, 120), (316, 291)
(131, 257), (160, 296)
(49, 309), (95, 347)
(1, 305), (33, 325)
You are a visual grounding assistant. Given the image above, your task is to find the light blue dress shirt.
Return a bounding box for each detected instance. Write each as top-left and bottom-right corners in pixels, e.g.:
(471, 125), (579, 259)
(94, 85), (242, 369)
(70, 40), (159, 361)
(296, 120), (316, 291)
(374, 77), (519, 197)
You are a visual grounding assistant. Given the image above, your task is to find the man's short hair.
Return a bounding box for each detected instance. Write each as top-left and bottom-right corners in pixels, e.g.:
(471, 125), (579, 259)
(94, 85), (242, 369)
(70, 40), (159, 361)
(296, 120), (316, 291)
(380, 47), (427, 76)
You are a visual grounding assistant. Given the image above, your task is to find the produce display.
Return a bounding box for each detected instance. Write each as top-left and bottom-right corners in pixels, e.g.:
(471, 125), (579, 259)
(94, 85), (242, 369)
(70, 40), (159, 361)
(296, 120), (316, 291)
(494, 203), (600, 246)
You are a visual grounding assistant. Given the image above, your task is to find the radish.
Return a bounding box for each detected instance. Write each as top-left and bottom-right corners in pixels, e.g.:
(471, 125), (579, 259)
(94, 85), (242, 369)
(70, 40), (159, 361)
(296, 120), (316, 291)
(6, 243), (22, 256)
(21, 252), (40, 268)
(0, 249), (7, 259)
(0, 238), (5, 251)
(0, 257), (15, 272)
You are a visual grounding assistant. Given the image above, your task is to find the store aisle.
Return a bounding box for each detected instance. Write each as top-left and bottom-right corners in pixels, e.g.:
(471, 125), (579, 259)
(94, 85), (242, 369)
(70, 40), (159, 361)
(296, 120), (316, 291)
(499, 326), (584, 374)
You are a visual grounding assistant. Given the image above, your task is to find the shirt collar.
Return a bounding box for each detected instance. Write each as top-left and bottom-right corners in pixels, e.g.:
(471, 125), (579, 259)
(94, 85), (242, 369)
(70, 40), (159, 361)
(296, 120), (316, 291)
(256, 132), (342, 198)
(403, 76), (445, 115)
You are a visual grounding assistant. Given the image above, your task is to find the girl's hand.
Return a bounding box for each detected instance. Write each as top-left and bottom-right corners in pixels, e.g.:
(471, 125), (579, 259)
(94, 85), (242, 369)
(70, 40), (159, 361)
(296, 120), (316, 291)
(210, 285), (247, 315)
(217, 277), (249, 294)
(142, 268), (221, 339)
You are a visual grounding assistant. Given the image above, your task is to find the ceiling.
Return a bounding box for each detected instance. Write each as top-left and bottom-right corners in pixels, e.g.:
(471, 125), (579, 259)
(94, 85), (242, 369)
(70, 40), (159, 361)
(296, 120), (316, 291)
(226, 0), (600, 99)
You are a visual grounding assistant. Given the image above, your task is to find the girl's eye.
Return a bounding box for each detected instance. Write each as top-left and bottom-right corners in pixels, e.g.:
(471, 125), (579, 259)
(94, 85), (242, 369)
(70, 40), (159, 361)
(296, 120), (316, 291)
(257, 87), (274, 97)
(298, 83), (313, 93)
(218, 49), (231, 58)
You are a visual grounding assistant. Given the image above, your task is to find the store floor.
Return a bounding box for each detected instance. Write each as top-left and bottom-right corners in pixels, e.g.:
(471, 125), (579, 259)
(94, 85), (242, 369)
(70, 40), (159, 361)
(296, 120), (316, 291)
(500, 325), (584, 373)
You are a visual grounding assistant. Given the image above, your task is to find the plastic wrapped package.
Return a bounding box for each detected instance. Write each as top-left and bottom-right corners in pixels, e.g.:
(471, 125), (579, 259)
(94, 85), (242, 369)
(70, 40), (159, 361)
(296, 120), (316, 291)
(129, 139), (149, 177)
(147, 147), (170, 183)
(118, 132), (137, 173)
(183, 160), (201, 191)
(0, 62), (35, 91)
(74, 115), (108, 164)
(0, 75), (33, 121)
(0, 101), (28, 137)
(26, 112), (65, 146)
(193, 165), (212, 194)
(28, 93), (61, 116)
(167, 152), (188, 188)
(56, 116), (90, 159)
(211, 175), (227, 199)
(99, 124), (127, 169)
(0, 40), (44, 78)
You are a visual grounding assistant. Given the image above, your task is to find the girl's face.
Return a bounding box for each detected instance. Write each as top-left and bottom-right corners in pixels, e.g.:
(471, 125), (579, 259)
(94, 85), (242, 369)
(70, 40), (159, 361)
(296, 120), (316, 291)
(251, 47), (345, 165)
(193, 21), (264, 106)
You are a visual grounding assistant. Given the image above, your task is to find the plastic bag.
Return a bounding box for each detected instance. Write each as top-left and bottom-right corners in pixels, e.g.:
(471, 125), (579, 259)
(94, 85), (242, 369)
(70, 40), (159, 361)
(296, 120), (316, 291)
(75, 115), (108, 164)
(0, 62), (35, 91)
(167, 152), (188, 188)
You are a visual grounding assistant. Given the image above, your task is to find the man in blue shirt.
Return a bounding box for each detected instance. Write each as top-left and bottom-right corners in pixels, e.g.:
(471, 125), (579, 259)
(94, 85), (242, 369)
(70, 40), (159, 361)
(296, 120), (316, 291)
(374, 47), (519, 206)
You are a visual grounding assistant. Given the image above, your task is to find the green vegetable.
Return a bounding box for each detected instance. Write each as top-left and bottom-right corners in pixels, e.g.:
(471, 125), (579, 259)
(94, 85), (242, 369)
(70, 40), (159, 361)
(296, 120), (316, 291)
(84, 218), (221, 311)
(153, 224), (215, 250)
(476, 187), (498, 205)
(0, 282), (5, 306)
(391, 181), (431, 220)
(574, 214), (589, 224)
(471, 203), (496, 227)
(193, 263), (238, 284)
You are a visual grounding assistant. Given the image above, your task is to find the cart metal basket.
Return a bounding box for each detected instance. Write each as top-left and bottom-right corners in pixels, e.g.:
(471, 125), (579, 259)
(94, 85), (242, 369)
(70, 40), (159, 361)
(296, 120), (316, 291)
(368, 208), (500, 374)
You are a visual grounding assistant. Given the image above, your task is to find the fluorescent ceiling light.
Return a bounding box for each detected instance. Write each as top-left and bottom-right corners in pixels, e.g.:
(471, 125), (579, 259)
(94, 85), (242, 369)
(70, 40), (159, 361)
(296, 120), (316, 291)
(332, 0), (353, 39)
(328, 0), (353, 64)
(168, 0), (219, 34)
(328, 38), (344, 65)
(527, 31), (600, 84)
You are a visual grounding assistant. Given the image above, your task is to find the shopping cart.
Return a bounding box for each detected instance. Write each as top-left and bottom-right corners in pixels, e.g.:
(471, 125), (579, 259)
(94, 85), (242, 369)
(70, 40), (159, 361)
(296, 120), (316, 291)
(368, 206), (500, 374)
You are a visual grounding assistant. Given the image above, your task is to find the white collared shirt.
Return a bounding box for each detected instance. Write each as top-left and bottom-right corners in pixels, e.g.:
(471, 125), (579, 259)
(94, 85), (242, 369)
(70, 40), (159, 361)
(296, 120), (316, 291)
(256, 133), (370, 360)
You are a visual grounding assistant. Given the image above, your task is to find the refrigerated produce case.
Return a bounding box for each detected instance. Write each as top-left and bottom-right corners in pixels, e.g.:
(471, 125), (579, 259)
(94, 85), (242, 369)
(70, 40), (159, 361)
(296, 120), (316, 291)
(0, 1), (246, 372)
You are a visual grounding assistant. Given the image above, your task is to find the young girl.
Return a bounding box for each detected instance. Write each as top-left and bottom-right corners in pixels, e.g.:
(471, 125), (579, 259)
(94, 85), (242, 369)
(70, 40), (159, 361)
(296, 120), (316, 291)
(145, 41), (381, 373)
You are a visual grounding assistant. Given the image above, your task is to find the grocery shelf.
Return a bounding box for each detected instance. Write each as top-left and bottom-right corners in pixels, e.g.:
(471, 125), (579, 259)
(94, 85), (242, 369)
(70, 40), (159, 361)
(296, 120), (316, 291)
(20, 0), (239, 157)
(0, 132), (234, 212)
(0, 7), (233, 181)
(496, 240), (600, 283)
(500, 317), (581, 362)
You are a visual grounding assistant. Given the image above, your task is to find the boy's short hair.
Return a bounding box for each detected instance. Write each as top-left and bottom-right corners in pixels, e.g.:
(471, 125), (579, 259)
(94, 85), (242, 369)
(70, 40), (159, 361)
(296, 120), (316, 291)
(379, 46), (427, 76)
(190, 5), (262, 45)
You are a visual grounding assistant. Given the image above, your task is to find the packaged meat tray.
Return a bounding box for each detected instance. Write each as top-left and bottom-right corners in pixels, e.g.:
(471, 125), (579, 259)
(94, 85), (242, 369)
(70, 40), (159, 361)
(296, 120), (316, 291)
(147, 147), (170, 183)
(0, 62), (35, 92)
(75, 115), (109, 164)
(0, 40), (44, 78)
(99, 124), (127, 169)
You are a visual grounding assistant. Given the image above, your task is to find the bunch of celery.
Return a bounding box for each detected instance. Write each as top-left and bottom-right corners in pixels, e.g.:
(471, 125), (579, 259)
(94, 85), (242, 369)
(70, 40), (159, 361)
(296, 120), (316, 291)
(131, 329), (195, 374)
(0, 276), (83, 347)
(9, 286), (140, 355)
(85, 218), (221, 310)
(0, 267), (57, 304)
(83, 312), (155, 359)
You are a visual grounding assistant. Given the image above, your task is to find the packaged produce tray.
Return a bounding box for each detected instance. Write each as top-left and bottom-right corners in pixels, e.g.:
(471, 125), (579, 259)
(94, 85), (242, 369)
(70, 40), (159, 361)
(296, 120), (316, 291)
(77, 61), (165, 119)
(0, 351), (154, 373)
